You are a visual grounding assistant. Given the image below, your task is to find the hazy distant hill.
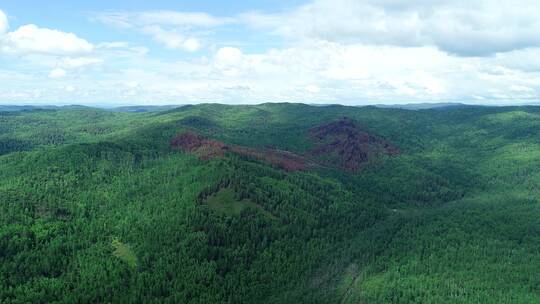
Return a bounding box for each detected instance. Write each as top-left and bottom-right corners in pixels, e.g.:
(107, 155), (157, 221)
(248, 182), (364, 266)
(0, 105), (57, 111)
(108, 105), (185, 112)
(0, 105), (97, 112)
(373, 102), (469, 110)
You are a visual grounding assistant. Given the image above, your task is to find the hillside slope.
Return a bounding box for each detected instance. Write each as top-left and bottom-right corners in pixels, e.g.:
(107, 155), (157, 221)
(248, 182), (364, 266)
(1, 104), (539, 303)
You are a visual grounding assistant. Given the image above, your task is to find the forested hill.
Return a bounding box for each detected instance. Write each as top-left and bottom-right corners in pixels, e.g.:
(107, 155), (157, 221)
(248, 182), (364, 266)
(1, 103), (539, 303)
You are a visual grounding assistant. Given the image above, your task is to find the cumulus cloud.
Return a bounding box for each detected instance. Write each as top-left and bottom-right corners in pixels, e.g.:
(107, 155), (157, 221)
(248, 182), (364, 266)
(94, 2), (540, 57)
(97, 41), (130, 49)
(2, 24), (93, 55)
(142, 26), (201, 52)
(208, 42), (454, 100)
(61, 57), (103, 68)
(305, 85), (321, 94)
(49, 68), (67, 78)
(4, 2), (540, 104)
(9, 40), (540, 105)
(214, 47), (247, 76)
(152, 43), (540, 103)
(0, 9), (8, 34)
(241, 0), (540, 56)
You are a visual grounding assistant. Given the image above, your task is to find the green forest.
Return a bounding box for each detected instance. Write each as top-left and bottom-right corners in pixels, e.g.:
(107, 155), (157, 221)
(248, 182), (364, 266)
(1, 103), (539, 303)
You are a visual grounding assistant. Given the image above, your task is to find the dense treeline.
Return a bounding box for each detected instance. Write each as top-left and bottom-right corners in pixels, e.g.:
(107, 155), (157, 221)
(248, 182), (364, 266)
(1, 104), (540, 303)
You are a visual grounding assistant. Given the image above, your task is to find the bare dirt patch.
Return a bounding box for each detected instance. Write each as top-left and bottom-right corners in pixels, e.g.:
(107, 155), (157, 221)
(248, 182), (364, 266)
(170, 131), (228, 160)
(309, 117), (399, 171)
(171, 131), (308, 171)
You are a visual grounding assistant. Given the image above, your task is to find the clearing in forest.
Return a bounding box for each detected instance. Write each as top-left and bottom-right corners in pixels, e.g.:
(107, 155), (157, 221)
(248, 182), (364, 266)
(205, 188), (275, 219)
(112, 237), (138, 268)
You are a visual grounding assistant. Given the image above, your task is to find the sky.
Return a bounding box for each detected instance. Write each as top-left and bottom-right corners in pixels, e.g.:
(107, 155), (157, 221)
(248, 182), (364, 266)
(1, 0), (540, 106)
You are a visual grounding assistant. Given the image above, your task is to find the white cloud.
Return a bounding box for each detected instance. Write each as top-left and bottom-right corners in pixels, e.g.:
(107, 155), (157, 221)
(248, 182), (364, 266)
(97, 41), (130, 49)
(61, 57), (103, 68)
(305, 85), (321, 93)
(49, 68), (67, 78)
(182, 38), (201, 52)
(5, 2), (540, 105)
(10, 40), (540, 105)
(213, 47), (250, 76)
(96, 2), (540, 57)
(2, 24), (93, 55)
(142, 26), (201, 52)
(215, 47), (243, 65)
(241, 0), (540, 56)
(0, 9), (8, 34)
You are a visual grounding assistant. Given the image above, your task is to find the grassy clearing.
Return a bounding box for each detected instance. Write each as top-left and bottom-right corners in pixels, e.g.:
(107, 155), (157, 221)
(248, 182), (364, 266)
(112, 237), (137, 268)
(206, 188), (275, 219)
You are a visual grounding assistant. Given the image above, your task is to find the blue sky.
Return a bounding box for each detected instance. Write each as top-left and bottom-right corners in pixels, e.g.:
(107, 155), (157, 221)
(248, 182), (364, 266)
(2, 0), (540, 105)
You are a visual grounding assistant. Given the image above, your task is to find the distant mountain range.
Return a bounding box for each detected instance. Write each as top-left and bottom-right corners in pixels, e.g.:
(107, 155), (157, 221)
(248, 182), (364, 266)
(0, 102), (536, 113)
(106, 105), (185, 112)
(372, 102), (470, 110)
(0, 104), (185, 112)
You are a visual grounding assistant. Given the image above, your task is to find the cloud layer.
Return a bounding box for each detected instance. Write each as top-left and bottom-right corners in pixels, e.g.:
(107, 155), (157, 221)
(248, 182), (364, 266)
(3, 2), (540, 105)
(243, 0), (540, 56)
(93, 11), (233, 52)
(2, 24), (93, 55)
